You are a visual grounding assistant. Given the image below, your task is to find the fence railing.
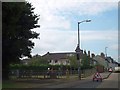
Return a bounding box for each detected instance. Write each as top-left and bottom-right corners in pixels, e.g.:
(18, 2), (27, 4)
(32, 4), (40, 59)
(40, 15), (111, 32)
(9, 68), (96, 80)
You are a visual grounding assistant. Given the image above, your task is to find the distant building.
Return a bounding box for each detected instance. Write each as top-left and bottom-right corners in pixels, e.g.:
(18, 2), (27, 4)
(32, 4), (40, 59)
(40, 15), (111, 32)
(20, 59), (30, 65)
(42, 50), (96, 66)
(42, 52), (77, 65)
(21, 50), (92, 66)
(100, 52), (105, 59)
(90, 53), (97, 66)
(92, 53), (119, 72)
(93, 55), (108, 69)
(106, 56), (118, 71)
(88, 51), (90, 56)
(22, 50), (114, 68)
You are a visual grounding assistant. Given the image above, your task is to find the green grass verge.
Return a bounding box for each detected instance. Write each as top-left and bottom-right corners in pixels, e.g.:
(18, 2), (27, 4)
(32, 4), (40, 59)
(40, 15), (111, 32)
(2, 80), (36, 88)
(2, 81), (21, 88)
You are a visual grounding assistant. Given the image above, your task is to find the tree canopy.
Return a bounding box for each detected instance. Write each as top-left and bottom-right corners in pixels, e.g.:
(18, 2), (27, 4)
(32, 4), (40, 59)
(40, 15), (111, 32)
(2, 2), (40, 79)
(68, 55), (78, 68)
(81, 54), (91, 69)
(68, 53), (92, 69)
(27, 55), (49, 65)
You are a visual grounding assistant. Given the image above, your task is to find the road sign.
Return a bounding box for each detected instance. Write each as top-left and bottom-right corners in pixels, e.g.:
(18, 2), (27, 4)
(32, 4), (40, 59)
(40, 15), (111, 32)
(93, 72), (102, 82)
(109, 68), (113, 72)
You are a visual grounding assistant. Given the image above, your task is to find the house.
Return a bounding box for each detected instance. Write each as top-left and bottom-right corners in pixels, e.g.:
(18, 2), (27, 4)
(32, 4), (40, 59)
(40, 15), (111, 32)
(93, 55), (108, 69)
(106, 57), (118, 71)
(21, 50), (84, 65)
(42, 52), (76, 65)
(92, 54), (109, 72)
(90, 59), (98, 66)
(42, 51), (84, 65)
(21, 50), (97, 67)
(42, 50), (98, 66)
(20, 59), (30, 65)
(92, 53), (119, 72)
(90, 53), (98, 66)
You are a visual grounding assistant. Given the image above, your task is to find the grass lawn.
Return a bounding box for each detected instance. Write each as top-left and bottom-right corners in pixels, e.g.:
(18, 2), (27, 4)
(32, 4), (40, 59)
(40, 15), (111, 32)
(2, 80), (41, 88)
(3, 80), (23, 88)
(2, 75), (78, 88)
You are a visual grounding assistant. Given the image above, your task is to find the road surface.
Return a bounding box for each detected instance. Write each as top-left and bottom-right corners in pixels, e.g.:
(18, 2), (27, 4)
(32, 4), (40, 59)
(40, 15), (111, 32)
(40, 72), (119, 88)
(97, 73), (119, 88)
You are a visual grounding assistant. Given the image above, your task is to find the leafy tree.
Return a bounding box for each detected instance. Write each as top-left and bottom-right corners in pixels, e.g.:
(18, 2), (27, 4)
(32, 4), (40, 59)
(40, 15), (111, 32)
(2, 2), (40, 79)
(81, 54), (90, 69)
(28, 55), (49, 65)
(68, 55), (78, 69)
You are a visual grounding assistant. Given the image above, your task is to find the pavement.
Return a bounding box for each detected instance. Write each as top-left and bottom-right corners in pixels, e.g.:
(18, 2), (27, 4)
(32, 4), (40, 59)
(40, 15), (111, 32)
(14, 72), (112, 88)
(100, 72), (112, 79)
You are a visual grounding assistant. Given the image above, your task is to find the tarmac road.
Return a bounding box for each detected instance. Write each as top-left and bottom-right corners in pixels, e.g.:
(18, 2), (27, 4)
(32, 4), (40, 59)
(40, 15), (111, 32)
(8, 72), (118, 89)
(40, 72), (119, 88)
(97, 72), (119, 88)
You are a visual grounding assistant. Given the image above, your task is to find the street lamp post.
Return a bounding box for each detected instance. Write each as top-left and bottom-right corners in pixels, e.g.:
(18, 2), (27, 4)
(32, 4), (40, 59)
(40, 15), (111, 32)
(105, 47), (108, 70)
(105, 47), (108, 58)
(75, 20), (91, 80)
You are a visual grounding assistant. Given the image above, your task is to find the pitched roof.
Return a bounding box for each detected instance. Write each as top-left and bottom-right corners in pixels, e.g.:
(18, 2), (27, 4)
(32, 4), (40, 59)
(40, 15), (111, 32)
(106, 57), (116, 63)
(42, 52), (76, 60)
(93, 55), (108, 67)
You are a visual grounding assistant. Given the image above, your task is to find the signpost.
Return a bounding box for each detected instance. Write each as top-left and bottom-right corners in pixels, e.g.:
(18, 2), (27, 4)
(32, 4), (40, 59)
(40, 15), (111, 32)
(75, 44), (81, 80)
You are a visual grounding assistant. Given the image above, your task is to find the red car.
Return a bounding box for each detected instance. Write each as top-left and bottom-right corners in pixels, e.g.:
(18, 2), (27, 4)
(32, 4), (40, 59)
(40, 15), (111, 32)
(93, 72), (102, 82)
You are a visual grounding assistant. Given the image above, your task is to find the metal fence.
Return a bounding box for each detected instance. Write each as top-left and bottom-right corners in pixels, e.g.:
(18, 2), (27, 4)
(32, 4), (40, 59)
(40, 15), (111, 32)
(9, 68), (96, 80)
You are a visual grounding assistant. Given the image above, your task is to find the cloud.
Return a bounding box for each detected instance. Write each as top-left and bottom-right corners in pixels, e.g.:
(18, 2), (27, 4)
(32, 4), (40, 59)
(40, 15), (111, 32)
(26, 0), (118, 62)
(109, 44), (118, 51)
(81, 30), (118, 41)
(27, 0), (118, 31)
(31, 30), (118, 55)
(39, 15), (71, 30)
(28, 0), (118, 15)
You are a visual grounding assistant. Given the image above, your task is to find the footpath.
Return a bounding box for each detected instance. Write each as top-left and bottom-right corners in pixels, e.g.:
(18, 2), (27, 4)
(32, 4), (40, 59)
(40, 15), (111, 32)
(17, 72), (111, 88)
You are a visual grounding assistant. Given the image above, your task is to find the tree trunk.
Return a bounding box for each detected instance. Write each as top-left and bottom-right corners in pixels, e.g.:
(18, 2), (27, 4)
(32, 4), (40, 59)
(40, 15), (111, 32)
(2, 65), (9, 80)
(2, 59), (10, 80)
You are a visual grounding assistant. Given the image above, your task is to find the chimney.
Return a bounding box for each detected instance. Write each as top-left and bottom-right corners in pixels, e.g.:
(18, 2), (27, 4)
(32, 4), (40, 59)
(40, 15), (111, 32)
(88, 51), (90, 57)
(100, 52), (105, 59)
(81, 50), (83, 54)
(84, 50), (87, 55)
(91, 53), (95, 58)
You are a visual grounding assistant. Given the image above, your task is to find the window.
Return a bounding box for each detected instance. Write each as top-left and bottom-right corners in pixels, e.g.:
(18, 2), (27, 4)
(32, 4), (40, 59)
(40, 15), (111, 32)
(66, 60), (69, 63)
(55, 60), (58, 63)
(48, 60), (51, 63)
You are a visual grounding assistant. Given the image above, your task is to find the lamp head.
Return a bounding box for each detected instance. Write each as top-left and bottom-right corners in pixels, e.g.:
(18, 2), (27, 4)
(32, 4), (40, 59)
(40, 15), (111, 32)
(78, 20), (91, 24)
(86, 20), (91, 22)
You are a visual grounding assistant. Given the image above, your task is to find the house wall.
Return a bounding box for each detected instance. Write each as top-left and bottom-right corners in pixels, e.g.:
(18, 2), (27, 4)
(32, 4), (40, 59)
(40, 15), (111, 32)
(108, 62), (117, 71)
(49, 59), (70, 65)
(93, 55), (108, 69)
(107, 58), (118, 71)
